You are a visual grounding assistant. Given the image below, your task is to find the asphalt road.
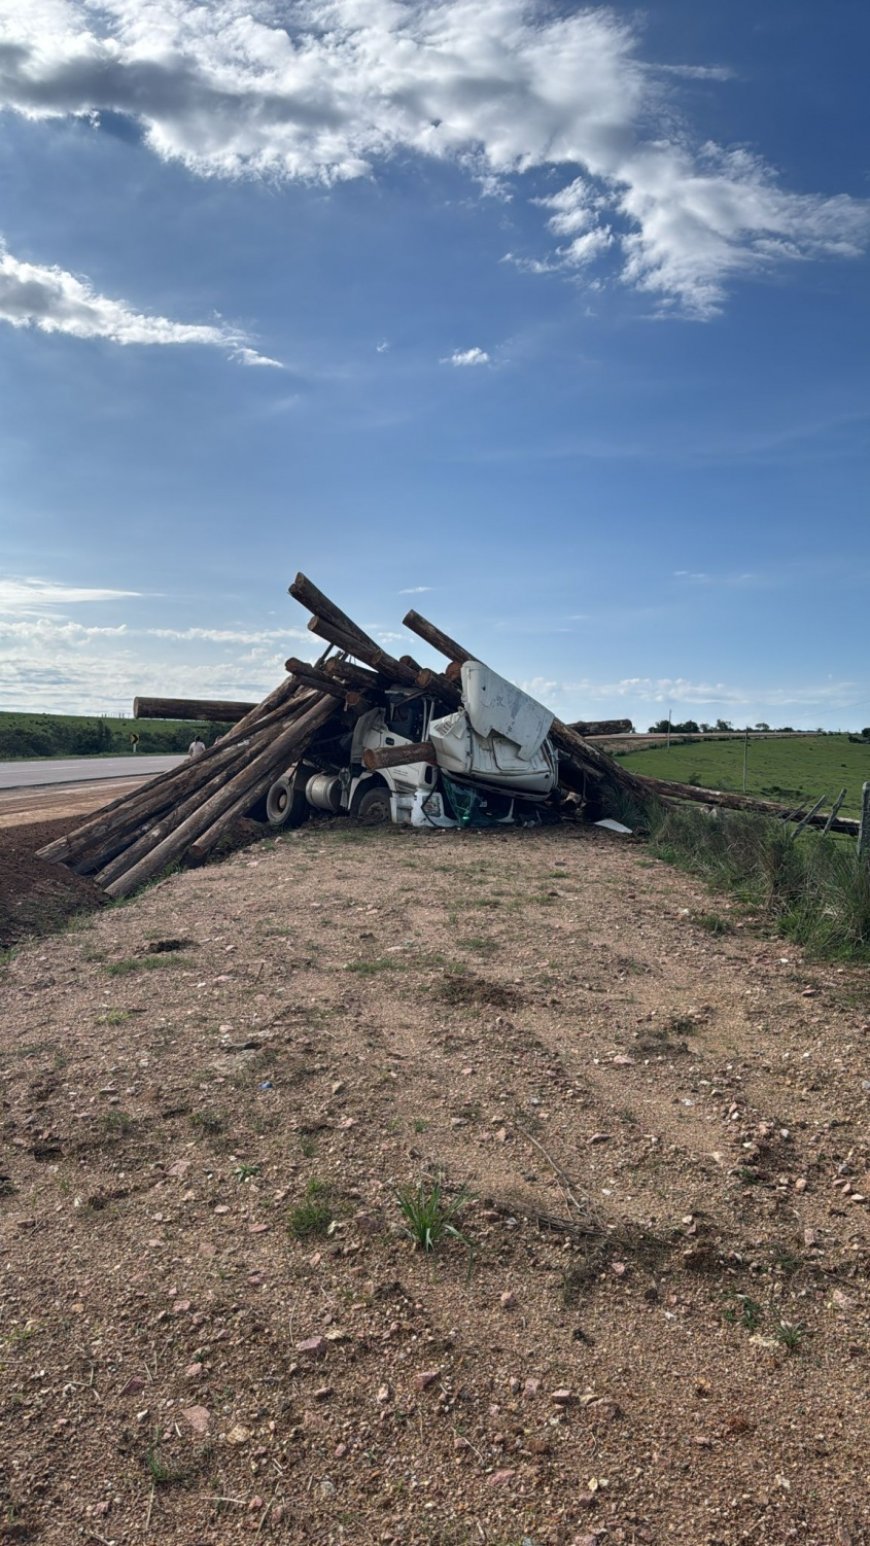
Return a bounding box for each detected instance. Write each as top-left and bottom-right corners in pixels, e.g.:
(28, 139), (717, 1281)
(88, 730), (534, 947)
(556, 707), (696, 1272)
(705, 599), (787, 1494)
(0, 754), (184, 790)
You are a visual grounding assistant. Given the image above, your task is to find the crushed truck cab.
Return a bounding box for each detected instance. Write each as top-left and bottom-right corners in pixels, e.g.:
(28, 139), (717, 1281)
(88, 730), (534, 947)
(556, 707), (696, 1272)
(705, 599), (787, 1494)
(267, 663), (560, 830)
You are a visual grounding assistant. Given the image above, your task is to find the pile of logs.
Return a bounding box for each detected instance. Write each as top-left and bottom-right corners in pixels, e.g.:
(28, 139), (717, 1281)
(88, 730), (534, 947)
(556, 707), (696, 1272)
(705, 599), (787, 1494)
(39, 571), (859, 898)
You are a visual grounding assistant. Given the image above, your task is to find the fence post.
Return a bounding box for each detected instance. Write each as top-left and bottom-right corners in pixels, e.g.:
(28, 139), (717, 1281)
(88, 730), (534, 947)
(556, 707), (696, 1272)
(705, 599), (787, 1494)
(859, 783), (870, 861)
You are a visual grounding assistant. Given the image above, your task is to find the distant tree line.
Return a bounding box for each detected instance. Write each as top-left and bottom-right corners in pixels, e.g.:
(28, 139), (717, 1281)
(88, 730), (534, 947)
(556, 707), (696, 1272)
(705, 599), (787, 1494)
(649, 721), (870, 738)
(647, 719), (794, 735)
(0, 714), (231, 761)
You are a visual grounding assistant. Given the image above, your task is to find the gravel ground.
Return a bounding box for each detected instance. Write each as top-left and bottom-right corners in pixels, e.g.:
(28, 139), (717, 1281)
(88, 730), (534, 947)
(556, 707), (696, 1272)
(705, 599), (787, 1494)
(1, 820), (868, 1546)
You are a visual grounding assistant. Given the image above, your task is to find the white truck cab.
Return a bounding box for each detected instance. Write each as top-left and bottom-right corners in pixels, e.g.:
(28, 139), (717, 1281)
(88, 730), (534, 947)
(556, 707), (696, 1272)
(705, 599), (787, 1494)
(264, 666), (559, 830)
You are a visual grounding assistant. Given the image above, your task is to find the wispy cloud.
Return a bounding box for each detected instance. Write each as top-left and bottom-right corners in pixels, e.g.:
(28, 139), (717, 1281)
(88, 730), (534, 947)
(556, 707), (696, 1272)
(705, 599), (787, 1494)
(399, 586), (433, 595)
(442, 348), (491, 368)
(0, 576), (141, 613)
(0, 241), (281, 363)
(2, 1), (863, 317)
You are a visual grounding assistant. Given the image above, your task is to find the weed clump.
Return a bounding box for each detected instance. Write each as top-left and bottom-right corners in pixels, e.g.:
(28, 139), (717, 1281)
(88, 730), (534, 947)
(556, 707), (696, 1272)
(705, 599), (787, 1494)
(395, 1178), (471, 1252)
(288, 1179), (333, 1239)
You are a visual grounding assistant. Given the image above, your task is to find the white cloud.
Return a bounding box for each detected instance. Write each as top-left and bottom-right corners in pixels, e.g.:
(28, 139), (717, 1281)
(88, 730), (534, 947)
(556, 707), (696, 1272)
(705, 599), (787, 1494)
(0, 608), (320, 713)
(442, 347), (491, 367)
(0, 241), (281, 362)
(1, 2), (865, 317)
(0, 576), (140, 612)
(398, 586), (433, 595)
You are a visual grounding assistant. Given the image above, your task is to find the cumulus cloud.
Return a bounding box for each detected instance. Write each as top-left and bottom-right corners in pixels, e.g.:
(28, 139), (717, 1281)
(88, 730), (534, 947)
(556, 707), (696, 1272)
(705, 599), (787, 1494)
(0, 242), (281, 361)
(0, 607), (319, 712)
(442, 347), (490, 367)
(0, 1), (866, 316)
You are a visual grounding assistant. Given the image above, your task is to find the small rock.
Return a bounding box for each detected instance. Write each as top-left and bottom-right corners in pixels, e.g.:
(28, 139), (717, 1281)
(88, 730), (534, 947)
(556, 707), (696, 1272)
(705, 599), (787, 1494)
(500, 1290), (516, 1309)
(297, 1336), (327, 1358)
(185, 1363), (204, 1380)
(120, 1376), (146, 1396)
(487, 1468), (515, 1487)
(610, 1261), (627, 1278)
(334, 1442), (348, 1457)
(181, 1406), (210, 1437)
(314, 1386), (333, 1401)
(248, 1496), (265, 1513)
(376, 1384), (392, 1404)
(523, 1377), (541, 1397)
(225, 1424), (251, 1445)
(551, 1388), (575, 1406)
(413, 1370), (441, 1391)
(589, 1133), (610, 1144)
(453, 1436), (470, 1452)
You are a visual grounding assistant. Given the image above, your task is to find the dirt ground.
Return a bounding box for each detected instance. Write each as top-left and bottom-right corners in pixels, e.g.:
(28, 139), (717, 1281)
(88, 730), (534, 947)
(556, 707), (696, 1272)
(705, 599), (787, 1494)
(1, 819), (868, 1546)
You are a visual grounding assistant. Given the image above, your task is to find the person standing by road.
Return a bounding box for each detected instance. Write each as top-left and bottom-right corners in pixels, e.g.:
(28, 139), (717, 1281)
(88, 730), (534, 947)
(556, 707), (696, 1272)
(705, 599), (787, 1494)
(188, 735), (206, 760)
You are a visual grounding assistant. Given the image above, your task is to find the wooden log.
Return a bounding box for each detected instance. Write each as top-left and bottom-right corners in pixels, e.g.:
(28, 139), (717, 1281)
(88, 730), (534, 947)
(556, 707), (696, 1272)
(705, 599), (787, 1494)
(634, 773), (859, 835)
(133, 696), (254, 722)
(323, 658), (384, 691)
(363, 741), (438, 770)
(64, 716), (288, 874)
(185, 700), (340, 868)
(38, 690), (315, 867)
(213, 672), (303, 743)
(306, 614), (418, 687)
(284, 659), (353, 699)
(416, 668), (461, 707)
(567, 719), (633, 737)
(402, 609), (473, 666)
(399, 654), (424, 675)
(94, 755), (251, 889)
(103, 696), (336, 898)
(289, 573), (377, 652)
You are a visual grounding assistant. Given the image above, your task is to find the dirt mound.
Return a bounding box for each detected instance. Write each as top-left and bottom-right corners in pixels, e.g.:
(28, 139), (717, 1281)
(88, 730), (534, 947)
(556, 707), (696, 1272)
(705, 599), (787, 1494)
(0, 819), (106, 949)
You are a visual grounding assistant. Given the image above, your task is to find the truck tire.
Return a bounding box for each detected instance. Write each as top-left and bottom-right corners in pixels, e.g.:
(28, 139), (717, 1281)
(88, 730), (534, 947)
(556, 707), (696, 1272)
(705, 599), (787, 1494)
(355, 783), (392, 825)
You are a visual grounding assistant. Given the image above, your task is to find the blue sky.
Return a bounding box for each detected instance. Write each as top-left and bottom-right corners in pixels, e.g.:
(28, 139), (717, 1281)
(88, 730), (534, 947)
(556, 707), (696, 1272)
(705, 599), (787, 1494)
(1, 0), (868, 729)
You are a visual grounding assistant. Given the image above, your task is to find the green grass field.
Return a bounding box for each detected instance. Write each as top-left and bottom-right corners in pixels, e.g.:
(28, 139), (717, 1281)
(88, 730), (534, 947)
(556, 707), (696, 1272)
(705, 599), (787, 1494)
(0, 710), (229, 761)
(615, 734), (870, 818)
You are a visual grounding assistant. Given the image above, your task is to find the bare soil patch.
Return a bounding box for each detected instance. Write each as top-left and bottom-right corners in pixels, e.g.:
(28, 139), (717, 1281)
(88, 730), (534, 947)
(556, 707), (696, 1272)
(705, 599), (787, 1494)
(0, 823), (868, 1545)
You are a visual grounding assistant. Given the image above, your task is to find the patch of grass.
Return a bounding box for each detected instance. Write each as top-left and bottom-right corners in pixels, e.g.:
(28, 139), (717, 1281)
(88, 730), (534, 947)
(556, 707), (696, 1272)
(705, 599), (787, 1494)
(693, 910), (735, 935)
(412, 1118), (429, 1133)
(775, 1319), (805, 1353)
(616, 733), (869, 819)
(100, 1109), (135, 1139)
(146, 1437), (211, 1488)
(104, 953), (185, 976)
(724, 1293), (764, 1332)
(234, 1162), (260, 1182)
(647, 802), (870, 962)
(287, 1178), (333, 1239)
(345, 957), (401, 975)
(189, 1110), (226, 1136)
(98, 1008), (131, 1026)
(395, 1178), (471, 1253)
(456, 935), (499, 958)
(299, 1134), (317, 1158)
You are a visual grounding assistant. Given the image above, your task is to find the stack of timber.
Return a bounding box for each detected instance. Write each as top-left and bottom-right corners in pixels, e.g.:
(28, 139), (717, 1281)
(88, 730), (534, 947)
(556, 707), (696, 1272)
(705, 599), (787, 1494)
(40, 571), (859, 899)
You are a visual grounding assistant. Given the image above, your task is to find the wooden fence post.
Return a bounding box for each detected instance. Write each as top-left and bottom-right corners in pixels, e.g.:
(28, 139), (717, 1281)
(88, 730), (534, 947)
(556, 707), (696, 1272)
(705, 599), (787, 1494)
(858, 782), (870, 861)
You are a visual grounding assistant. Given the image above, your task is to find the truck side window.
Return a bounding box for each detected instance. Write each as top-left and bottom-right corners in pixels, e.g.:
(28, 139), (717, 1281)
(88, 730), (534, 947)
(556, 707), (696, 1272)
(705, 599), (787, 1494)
(387, 697), (425, 742)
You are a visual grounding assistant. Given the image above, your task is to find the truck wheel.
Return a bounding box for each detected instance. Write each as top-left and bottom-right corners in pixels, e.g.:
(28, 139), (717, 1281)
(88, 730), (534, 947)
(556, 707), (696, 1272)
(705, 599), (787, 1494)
(355, 784), (392, 825)
(265, 776), (294, 827)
